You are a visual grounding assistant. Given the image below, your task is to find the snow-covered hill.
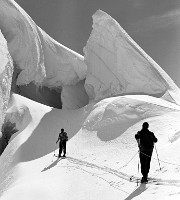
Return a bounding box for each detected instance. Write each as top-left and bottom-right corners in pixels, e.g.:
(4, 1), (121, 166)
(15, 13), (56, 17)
(0, 94), (180, 200)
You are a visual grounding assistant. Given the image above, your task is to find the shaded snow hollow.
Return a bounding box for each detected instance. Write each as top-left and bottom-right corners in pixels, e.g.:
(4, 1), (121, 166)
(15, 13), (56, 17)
(0, 1), (180, 200)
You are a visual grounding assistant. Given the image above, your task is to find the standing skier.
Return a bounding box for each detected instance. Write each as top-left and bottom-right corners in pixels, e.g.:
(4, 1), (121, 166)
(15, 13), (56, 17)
(135, 122), (158, 183)
(56, 128), (68, 158)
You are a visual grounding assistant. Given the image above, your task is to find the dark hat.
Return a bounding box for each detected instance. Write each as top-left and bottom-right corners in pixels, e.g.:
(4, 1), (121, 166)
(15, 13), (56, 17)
(142, 122), (149, 129)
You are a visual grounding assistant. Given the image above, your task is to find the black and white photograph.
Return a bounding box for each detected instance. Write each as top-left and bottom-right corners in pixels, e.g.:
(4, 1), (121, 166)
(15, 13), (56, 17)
(0, 0), (180, 199)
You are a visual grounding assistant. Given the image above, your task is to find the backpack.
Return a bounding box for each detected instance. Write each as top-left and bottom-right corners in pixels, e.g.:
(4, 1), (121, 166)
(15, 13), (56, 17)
(59, 132), (68, 141)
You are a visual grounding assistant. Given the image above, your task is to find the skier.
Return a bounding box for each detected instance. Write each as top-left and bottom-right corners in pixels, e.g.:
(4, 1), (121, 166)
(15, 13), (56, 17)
(56, 128), (68, 158)
(135, 122), (158, 183)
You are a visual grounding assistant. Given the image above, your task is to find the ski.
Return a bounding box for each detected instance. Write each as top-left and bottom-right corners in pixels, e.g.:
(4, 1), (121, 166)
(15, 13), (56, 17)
(130, 175), (157, 184)
(53, 154), (66, 158)
(131, 176), (160, 184)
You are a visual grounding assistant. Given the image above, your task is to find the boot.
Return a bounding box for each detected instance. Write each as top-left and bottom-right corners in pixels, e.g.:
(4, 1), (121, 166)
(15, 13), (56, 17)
(141, 176), (148, 183)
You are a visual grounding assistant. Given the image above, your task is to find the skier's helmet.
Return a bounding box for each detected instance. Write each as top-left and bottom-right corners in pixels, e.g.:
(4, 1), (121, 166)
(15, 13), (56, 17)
(61, 128), (64, 132)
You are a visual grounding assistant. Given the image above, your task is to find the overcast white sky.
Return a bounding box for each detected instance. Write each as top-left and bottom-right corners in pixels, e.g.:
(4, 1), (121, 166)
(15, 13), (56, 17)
(16, 0), (180, 87)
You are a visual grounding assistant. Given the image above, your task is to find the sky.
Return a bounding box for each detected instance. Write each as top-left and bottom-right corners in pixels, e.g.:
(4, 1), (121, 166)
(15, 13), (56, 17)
(15, 0), (180, 87)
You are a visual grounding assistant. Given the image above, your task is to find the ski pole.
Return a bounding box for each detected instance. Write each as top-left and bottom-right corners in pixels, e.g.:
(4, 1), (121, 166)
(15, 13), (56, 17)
(155, 144), (161, 171)
(52, 139), (58, 162)
(137, 161), (139, 186)
(137, 150), (140, 186)
(52, 149), (56, 162)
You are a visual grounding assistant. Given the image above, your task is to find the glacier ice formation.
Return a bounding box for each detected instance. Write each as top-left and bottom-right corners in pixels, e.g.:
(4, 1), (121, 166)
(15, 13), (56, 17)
(0, 30), (13, 125)
(0, 1), (180, 111)
(84, 10), (180, 104)
(0, 0), (88, 109)
(0, 30), (13, 154)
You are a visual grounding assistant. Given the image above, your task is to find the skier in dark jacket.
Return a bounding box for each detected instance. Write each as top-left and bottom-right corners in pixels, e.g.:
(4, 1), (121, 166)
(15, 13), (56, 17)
(56, 128), (68, 158)
(135, 122), (158, 183)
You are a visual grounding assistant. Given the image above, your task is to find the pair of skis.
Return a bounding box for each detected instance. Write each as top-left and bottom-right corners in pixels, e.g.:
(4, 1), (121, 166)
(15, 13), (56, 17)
(130, 176), (149, 184)
(52, 152), (67, 162)
(130, 175), (163, 185)
(129, 175), (180, 186)
(54, 154), (66, 159)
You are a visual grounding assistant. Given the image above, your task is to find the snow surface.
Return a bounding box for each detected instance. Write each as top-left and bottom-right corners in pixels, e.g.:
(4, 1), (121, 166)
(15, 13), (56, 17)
(0, 94), (180, 199)
(0, 1), (180, 200)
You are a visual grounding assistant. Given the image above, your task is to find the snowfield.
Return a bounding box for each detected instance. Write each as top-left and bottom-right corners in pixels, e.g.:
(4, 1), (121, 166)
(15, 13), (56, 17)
(0, 0), (180, 200)
(0, 94), (180, 200)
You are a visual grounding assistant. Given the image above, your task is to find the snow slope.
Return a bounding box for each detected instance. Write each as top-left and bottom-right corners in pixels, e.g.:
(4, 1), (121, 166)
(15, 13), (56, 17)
(0, 93), (180, 199)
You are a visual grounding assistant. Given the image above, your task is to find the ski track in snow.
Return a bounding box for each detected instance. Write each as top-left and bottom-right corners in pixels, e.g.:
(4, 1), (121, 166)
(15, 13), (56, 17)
(49, 156), (180, 188)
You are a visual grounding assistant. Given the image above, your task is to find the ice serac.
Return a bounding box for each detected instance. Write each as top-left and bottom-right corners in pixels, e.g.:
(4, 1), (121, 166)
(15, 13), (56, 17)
(0, 0), (88, 109)
(84, 10), (180, 105)
(0, 0), (45, 85)
(0, 30), (13, 121)
(0, 0), (87, 86)
(0, 30), (13, 153)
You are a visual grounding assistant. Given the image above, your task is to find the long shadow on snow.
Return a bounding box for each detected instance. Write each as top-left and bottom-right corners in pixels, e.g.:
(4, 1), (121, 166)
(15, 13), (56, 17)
(14, 108), (83, 161)
(42, 157), (60, 172)
(124, 184), (147, 200)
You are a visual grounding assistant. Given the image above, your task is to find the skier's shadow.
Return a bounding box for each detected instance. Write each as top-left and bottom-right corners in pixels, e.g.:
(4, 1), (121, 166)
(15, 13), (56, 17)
(124, 184), (147, 200)
(42, 158), (59, 172)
